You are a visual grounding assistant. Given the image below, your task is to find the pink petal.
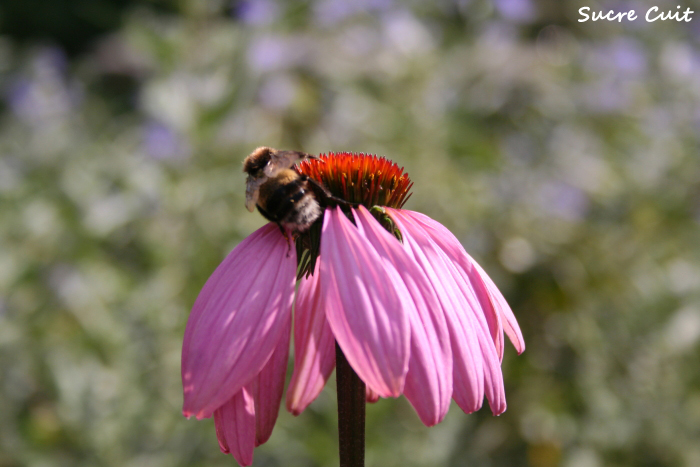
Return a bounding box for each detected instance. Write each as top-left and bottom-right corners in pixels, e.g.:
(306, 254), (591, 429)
(252, 313), (291, 446)
(472, 261), (526, 354)
(286, 261), (336, 415)
(320, 207), (410, 398)
(386, 211), (482, 412)
(182, 223), (296, 419)
(388, 209), (507, 415)
(401, 215), (504, 361)
(399, 210), (508, 414)
(366, 386), (380, 403)
(401, 210), (525, 355)
(214, 385), (256, 466)
(354, 206), (452, 426)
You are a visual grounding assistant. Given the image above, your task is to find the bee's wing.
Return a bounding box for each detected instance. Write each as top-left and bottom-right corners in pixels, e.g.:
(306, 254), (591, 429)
(245, 177), (264, 212)
(264, 150), (313, 177)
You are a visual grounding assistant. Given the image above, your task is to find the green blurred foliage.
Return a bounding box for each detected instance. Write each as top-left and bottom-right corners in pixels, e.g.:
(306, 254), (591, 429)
(1, 0), (700, 466)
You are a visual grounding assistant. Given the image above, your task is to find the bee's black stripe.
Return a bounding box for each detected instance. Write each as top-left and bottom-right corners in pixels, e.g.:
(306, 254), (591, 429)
(263, 181), (306, 222)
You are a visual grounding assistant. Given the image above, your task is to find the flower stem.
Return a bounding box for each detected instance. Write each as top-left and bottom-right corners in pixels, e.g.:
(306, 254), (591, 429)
(336, 342), (365, 467)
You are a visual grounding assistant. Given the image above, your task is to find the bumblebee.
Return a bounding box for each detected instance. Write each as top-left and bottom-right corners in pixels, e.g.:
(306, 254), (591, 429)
(243, 147), (324, 234)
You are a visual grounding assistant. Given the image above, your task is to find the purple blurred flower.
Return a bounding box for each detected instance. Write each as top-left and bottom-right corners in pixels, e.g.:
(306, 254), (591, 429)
(579, 79), (631, 113)
(143, 121), (190, 160)
(592, 38), (647, 77)
(537, 182), (589, 221)
(4, 47), (80, 124)
(5, 78), (33, 116)
(314, 0), (353, 25)
(494, 0), (536, 23)
(384, 11), (434, 55)
(247, 36), (308, 73)
(234, 0), (280, 25)
(314, 0), (393, 26)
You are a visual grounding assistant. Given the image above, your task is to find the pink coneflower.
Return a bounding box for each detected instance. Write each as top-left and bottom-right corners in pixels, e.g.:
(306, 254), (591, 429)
(181, 152), (525, 466)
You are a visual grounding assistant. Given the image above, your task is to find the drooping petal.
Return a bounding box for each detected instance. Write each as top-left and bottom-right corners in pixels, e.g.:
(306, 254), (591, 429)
(401, 215), (504, 361)
(286, 261), (336, 415)
(320, 207), (410, 398)
(393, 209), (507, 414)
(252, 313), (291, 446)
(182, 223), (296, 419)
(472, 260), (525, 353)
(387, 211), (482, 412)
(388, 209), (507, 415)
(354, 206), (452, 426)
(401, 210), (525, 355)
(366, 386), (380, 403)
(214, 385), (256, 466)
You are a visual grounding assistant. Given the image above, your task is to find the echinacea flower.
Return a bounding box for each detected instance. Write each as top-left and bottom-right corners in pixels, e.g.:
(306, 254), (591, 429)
(181, 152), (525, 466)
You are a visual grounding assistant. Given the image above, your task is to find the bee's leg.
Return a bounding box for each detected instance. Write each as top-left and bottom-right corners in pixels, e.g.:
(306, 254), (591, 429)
(326, 194), (359, 208)
(276, 222), (287, 239)
(275, 223), (295, 257)
(305, 177), (360, 208)
(279, 150), (318, 165)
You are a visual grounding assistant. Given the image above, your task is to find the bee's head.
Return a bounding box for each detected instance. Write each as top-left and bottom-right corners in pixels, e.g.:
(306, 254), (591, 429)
(243, 147), (273, 178)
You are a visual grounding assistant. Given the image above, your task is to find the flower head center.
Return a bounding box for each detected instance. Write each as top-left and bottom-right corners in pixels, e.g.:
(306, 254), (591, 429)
(296, 152), (413, 209)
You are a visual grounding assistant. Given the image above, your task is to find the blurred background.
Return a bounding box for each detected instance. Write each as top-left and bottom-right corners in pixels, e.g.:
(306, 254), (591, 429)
(1, 0), (699, 466)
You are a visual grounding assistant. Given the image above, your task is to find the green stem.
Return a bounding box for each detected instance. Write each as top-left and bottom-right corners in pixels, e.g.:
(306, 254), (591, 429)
(336, 342), (366, 467)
